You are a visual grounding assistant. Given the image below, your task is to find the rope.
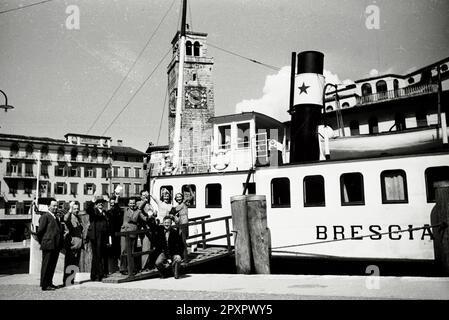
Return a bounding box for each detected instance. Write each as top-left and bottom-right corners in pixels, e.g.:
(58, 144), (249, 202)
(271, 223), (445, 250)
(0, 0), (56, 15)
(156, 86), (168, 145)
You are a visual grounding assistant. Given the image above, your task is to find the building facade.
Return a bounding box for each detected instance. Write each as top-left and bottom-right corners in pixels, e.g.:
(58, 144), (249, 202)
(111, 143), (147, 202)
(0, 133), (112, 241)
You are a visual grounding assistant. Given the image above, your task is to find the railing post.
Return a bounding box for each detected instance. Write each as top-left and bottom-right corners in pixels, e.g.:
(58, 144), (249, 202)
(201, 218), (207, 249)
(126, 233), (133, 277)
(225, 217), (231, 253)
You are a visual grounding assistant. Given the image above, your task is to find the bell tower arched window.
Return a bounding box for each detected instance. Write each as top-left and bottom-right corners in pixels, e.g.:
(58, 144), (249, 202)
(186, 41), (192, 56)
(193, 41), (200, 57)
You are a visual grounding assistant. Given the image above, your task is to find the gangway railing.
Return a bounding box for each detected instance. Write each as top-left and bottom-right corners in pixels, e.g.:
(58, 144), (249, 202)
(115, 215), (233, 278)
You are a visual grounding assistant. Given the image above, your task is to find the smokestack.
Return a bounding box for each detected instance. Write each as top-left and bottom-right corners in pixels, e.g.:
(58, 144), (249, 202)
(289, 51), (325, 162)
(117, 139), (123, 146)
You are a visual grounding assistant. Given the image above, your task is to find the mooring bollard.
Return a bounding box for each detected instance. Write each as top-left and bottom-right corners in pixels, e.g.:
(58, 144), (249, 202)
(430, 181), (449, 276)
(230, 195), (252, 274)
(247, 195), (271, 274)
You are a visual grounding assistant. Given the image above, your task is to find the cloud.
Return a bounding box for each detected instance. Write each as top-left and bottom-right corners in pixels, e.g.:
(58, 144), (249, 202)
(235, 66), (353, 122)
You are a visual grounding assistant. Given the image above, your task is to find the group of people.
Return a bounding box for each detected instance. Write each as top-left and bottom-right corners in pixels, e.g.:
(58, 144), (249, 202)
(34, 187), (190, 291)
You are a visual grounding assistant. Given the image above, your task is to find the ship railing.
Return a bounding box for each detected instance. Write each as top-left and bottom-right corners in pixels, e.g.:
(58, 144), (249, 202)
(115, 214), (232, 277)
(356, 83), (438, 105)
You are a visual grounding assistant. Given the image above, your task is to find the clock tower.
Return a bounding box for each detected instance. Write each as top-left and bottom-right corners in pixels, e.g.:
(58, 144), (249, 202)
(167, 29), (215, 171)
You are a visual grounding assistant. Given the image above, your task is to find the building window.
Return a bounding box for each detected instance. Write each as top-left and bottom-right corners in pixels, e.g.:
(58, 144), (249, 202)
(24, 180), (34, 195)
(193, 41), (200, 57)
(84, 183), (96, 195)
(102, 184), (109, 196)
(55, 165), (67, 177)
(101, 168), (108, 178)
(55, 182), (67, 195)
(206, 184), (222, 208)
(41, 164), (49, 177)
(340, 172), (365, 206)
(124, 184), (130, 197)
(368, 117), (379, 134)
(10, 143), (19, 157)
(376, 80), (388, 99)
(24, 201), (32, 215)
(160, 185), (173, 203)
(124, 167), (130, 178)
(303, 175), (325, 207)
(113, 183), (120, 193)
(186, 41), (192, 56)
(113, 166), (119, 177)
(25, 163), (34, 177)
(350, 120), (360, 136)
(271, 178), (291, 208)
(85, 167), (96, 178)
(71, 148), (78, 161)
(69, 166), (80, 177)
(6, 202), (17, 215)
(243, 182), (256, 195)
(425, 166), (449, 202)
(237, 122), (250, 148)
(70, 183), (78, 196)
(57, 147), (65, 160)
(218, 125), (231, 149)
(182, 184), (196, 208)
(41, 145), (49, 158)
(416, 110), (428, 127)
(134, 168), (140, 178)
(393, 79), (400, 97)
(8, 180), (18, 195)
(381, 170), (408, 203)
(135, 184), (141, 195)
(25, 144), (34, 158)
(102, 151), (109, 162)
(91, 149), (98, 162)
(6, 162), (20, 175)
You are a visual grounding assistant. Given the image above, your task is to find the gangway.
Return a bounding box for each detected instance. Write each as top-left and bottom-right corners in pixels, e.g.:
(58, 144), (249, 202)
(103, 215), (233, 283)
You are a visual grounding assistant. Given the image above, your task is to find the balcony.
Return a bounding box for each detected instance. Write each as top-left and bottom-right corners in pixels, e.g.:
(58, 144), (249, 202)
(4, 172), (36, 179)
(356, 84), (438, 106)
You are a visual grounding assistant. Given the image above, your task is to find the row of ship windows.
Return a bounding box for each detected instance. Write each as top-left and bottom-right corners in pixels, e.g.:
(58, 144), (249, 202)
(157, 166), (449, 209)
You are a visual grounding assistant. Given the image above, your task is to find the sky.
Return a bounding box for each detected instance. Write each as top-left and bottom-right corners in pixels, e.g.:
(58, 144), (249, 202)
(0, 0), (448, 151)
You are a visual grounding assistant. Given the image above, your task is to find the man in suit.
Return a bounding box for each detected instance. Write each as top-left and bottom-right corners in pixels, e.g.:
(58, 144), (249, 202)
(106, 196), (123, 273)
(154, 216), (185, 279)
(86, 197), (110, 281)
(36, 200), (63, 291)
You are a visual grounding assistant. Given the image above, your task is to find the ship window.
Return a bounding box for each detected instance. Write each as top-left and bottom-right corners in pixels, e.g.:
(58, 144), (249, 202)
(243, 182), (256, 195)
(408, 77), (415, 84)
(342, 102), (350, 108)
(350, 120), (360, 136)
(206, 183), (222, 208)
(416, 110), (428, 127)
(218, 125), (231, 149)
(303, 175), (325, 207)
(369, 117), (379, 134)
(186, 41), (192, 56)
(326, 106), (333, 112)
(160, 185), (173, 203)
(237, 122), (250, 148)
(340, 172), (365, 206)
(425, 166), (449, 203)
(381, 170), (408, 203)
(271, 178), (290, 208)
(441, 64), (448, 72)
(182, 184), (196, 208)
(361, 83), (372, 96)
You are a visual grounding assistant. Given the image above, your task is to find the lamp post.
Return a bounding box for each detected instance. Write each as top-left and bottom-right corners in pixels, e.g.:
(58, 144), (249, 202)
(0, 90), (14, 112)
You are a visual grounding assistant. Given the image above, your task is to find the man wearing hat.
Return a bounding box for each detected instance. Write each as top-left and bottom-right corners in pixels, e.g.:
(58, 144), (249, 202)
(86, 196), (110, 281)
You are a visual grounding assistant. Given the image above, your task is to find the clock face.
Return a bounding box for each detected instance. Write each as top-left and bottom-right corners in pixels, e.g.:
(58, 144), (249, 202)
(185, 87), (207, 109)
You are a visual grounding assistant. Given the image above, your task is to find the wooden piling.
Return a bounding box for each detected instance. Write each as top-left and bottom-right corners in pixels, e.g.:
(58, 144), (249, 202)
(230, 195), (252, 274)
(247, 195), (270, 274)
(430, 181), (449, 276)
